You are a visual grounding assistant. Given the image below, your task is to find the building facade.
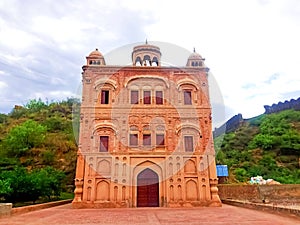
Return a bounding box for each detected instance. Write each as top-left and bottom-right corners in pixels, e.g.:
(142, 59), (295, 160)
(72, 42), (221, 208)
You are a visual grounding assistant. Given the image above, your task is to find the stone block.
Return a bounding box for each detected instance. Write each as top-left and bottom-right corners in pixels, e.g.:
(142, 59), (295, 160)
(0, 203), (12, 217)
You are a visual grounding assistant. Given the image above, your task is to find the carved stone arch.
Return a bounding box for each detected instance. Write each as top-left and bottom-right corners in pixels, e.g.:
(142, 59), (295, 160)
(175, 123), (201, 135)
(142, 85), (151, 90)
(96, 180), (110, 201)
(141, 115), (152, 124)
(97, 159), (111, 175)
(129, 116), (139, 124)
(94, 79), (118, 103)
(130, 125), (139, 131)
(94, 78), (117, 90)
(93, 122), (118, 135)
(129, 84), (139, 90)
(133, 160), (162, 181)
(176, 78), (200, 90)
(124, 75), (170, 88)
(184, 159), (196, 173)
(186, 179), (198, 201)
(156, 125), (165, 132)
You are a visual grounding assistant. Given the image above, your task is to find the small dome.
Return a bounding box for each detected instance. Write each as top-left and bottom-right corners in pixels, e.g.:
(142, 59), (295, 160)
(88, 48), (103, 58)
(186, 48), (204, 67)
(86, 48), (106, 66)
(132, 40), (161, 66)
(188, 48), (203, 60)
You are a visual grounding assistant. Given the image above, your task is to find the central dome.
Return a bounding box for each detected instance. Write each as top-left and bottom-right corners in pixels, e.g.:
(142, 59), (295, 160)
(132, 41), (161, 66)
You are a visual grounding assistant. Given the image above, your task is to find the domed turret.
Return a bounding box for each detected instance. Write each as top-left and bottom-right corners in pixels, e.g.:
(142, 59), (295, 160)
(132, 40), (161, 66)
(186, 48), (204, 67)
(86, 48), (106, 66)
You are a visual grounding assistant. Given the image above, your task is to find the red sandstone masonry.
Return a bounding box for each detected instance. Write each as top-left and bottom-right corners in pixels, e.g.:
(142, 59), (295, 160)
(218, 184), (300, 203)
(11, 199), (72, 215)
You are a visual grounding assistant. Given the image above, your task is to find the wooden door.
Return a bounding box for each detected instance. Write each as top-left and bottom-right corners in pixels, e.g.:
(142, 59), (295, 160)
(137, 169), (159, 207)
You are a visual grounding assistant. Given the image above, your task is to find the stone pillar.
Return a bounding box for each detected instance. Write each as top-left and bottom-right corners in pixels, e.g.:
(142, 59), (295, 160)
(208, 155), (222, 206)
(73, 151), (85, 203)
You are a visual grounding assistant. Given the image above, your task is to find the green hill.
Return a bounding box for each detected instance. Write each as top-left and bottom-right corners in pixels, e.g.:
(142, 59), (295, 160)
(215, 109), (300, 184)
(0, 98), (79, 203)
(1, 98), (300, 203)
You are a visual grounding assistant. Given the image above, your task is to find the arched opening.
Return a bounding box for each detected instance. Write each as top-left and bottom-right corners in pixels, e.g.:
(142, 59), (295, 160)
(137, 168), (159, 207)
(135, 56), (142, 66)
(152, 57), (158, 66)
(143, 55), (151, 66)
(96, 180), (110, 201)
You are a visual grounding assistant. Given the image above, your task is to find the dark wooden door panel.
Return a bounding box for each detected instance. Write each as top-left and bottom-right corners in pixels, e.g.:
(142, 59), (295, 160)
(137, 169), (159, 207)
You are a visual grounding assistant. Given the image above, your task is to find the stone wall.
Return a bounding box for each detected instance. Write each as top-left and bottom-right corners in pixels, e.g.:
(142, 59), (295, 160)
(218, 184), (261, 202)
(0, 200), (72, 218)
(264, 97), (300, 114)
(213, 97), (300, 138)
(218, 184), (300, 203)
(213, 114), (243, 138)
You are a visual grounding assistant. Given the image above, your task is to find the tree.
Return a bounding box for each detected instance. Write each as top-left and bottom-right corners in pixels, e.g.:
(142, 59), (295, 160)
(0, 180), (12, 200)
(24, 98), (47, 112)
(3, 120), (47, 157)
(0, 167), (39, 203)
(32, 167), (66, 200)
(0, 166), (66, 203)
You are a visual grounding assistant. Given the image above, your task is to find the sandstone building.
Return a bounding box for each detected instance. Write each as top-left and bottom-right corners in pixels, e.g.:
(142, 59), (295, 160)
(72, 42), (221, 208)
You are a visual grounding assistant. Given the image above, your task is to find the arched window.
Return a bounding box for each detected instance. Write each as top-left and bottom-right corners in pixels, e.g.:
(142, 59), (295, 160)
(143, 55), (151, 66)
(143, 125), (151, 146)
(100, 136), (109, 152)
(135, 57), (142, 66)
(129, 125), (138, 146)
(143, 90), (151, 104)
(155, 90), (163, 104)
(184, 136), (193, 152)
(100, 90), (109, 104)
(183, 90), (192, 105)
(156, 125), (165, 146)
(152, 57), (158, 66)
(131, 90), (139, 104)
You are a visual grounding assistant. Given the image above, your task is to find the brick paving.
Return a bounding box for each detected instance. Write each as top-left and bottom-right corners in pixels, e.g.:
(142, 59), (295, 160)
(0, 204), (299, 225)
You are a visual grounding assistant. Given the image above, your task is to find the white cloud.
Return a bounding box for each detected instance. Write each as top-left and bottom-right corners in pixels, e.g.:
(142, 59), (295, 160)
(0, 81), (7, 89)
(0, 0), (299, 124)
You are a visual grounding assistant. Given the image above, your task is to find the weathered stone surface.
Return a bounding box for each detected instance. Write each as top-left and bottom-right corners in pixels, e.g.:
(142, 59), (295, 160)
(0, 203), (12, 217)
(218, 184), (300, 204)
(1, 203), (300, 225)
(72, 44), (221, 208)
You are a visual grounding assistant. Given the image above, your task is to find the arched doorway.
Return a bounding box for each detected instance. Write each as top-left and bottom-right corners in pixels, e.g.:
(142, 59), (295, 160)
(137, 169), (159, 207)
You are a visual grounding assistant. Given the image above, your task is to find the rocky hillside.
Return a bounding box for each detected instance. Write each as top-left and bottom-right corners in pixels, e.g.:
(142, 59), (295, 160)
(214, 108), (300, 184)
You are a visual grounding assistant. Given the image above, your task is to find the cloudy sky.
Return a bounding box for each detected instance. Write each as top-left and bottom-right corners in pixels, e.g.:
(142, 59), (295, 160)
(0, 0), (299, 127)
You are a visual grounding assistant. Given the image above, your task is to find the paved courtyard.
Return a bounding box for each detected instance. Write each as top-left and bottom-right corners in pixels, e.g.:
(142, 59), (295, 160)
(0, 203), (299, 225)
